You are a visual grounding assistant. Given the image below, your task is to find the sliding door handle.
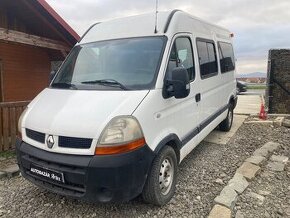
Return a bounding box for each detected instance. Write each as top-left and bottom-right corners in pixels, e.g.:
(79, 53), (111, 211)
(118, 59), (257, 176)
(195, 93), (201, 102)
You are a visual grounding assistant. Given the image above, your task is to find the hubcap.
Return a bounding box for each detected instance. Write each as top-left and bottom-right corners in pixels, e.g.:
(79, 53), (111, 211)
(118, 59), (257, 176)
(159, 158), (174, 195)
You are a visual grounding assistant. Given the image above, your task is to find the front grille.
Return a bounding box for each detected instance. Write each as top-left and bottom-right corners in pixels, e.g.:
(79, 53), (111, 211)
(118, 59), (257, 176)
(59, 136), (92, 149)
(26, 129), (45, 143)
(25, 128), (92, 149)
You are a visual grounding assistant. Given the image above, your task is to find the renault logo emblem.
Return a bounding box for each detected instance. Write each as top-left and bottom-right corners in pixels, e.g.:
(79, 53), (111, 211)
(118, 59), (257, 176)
(47, 135), (55, 148)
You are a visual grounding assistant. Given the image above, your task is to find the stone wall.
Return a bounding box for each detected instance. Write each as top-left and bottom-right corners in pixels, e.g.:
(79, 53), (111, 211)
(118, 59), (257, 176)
(266, 49), (290, 114)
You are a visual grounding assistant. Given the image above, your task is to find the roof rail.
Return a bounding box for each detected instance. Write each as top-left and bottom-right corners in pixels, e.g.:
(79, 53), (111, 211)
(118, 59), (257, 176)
(163, 10), (181, 33)
(78, 22), (101, 43)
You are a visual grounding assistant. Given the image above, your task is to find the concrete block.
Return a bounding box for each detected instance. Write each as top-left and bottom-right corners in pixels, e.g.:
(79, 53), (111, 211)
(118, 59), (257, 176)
(208, 204), (231, 218)
(244, 121), (273, 125)
(261, 142), (280, 153)
(270, 155), (289, 163)
(2, 164), (19, 178)
(236, 162), (261, 181)
(267, 162), (285, 172)
(273, 117), (285, 127)
(228, 173), (249, 194)
(245, 155), (266, 166)
(253, 148), (269, 158)
(214, 186), (238, 209)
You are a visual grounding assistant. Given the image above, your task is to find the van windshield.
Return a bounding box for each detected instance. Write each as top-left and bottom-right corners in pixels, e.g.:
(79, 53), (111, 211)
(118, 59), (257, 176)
(51, 37), (166, 90)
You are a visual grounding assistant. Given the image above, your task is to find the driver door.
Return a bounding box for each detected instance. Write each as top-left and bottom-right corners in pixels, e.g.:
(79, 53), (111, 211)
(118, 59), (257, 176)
(164, 34), (201, 158)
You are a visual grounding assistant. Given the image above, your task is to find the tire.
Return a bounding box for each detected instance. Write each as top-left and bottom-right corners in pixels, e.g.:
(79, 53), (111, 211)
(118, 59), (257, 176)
(219, 104), (234, 132)
(142, 146), (178, 206)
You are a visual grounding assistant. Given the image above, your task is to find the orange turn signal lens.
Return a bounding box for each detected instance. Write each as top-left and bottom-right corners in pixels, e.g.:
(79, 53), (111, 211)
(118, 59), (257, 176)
(95, 137), (146, 155)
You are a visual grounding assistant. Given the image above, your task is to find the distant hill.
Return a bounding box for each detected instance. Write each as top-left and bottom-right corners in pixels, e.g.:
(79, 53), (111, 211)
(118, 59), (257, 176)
(237, 72), (267, 78)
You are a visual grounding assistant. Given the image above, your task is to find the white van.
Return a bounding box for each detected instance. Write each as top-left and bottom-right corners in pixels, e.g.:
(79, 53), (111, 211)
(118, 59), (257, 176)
(16, 10), (237, 206)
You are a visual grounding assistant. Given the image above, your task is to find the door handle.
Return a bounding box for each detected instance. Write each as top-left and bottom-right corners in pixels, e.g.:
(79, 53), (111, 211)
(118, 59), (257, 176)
(195, 93), (201, 102)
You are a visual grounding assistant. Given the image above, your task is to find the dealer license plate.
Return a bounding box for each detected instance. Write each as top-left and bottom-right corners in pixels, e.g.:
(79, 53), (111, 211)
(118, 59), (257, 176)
(30, 164), (65, 183)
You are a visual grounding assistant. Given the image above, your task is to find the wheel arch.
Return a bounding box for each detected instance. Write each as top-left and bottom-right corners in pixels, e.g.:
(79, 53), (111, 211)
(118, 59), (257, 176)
(229, 94), (238, 109)
(154, 134), (182, 163)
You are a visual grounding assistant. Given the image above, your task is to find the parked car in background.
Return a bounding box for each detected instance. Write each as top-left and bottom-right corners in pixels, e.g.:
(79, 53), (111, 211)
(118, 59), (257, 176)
(237, 80), (247, 93)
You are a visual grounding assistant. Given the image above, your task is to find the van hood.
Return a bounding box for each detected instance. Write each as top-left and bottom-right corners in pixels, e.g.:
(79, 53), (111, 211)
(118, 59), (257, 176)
(24, 88), (149, 139)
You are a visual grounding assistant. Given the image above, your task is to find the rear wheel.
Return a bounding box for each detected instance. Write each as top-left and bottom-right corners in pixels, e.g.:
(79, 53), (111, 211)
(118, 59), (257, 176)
(142, 146), (177, 206)
(219, 104), (234, 132)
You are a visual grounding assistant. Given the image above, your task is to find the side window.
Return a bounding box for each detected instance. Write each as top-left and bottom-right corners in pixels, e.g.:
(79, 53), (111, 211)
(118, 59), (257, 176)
(218, 42), (235, 73)
(196, 40), (218, 79)
(166, 37), (195, 81)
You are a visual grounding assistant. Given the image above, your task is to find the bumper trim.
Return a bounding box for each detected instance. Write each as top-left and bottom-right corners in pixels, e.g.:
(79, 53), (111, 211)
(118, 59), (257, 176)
(16, 139), (155, 202)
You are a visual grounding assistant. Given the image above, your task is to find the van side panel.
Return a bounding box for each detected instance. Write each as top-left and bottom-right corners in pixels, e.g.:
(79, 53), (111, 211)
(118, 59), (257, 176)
(133, 88), (199, 159)
(152, 12), (236, 161)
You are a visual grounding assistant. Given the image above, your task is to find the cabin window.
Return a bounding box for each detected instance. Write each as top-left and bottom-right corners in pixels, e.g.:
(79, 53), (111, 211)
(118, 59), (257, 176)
(218, 42), (235, 73)
(167, 37), (195, 81)
(196, 39), (218, 79)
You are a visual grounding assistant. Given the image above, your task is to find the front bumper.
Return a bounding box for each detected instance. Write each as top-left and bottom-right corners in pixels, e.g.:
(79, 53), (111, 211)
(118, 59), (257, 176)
(16, 139), (155, 202)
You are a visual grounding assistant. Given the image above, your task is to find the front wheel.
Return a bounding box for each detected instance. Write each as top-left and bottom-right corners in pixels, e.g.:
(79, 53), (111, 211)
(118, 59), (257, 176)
(219, 104), (234, 132)
(142, 146), (177, 206)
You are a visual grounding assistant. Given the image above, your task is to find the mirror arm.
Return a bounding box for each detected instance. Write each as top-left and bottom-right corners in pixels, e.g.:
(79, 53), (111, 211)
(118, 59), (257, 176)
(163, 80), (175, 99)
(165, 81), (174, 92)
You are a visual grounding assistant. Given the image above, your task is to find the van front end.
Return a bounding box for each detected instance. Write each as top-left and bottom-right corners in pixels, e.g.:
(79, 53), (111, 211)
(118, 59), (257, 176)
(15, 88), (156, 202)
(15, 35), (167, 203)
(16, 137), (155, 202)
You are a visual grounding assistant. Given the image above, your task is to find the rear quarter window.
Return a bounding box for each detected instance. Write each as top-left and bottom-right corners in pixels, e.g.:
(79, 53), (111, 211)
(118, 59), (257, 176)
(218, 42), (235, 73)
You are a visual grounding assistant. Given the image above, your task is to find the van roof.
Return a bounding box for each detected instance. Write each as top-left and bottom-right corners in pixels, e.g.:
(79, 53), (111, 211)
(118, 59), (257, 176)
(80, 10), (231, 44)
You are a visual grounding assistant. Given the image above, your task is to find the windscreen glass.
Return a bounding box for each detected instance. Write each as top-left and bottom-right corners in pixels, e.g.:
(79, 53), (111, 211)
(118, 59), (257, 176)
(51, 37), (166, 90)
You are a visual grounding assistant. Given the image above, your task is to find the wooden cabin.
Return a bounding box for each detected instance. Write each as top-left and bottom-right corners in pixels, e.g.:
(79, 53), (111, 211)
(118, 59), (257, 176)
(0, 0), (80, 151)
(0, 0), (80, 102)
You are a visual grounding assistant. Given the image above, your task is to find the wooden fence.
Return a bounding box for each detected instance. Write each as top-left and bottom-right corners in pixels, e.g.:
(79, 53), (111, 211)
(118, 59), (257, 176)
(0, 101), (29, 152)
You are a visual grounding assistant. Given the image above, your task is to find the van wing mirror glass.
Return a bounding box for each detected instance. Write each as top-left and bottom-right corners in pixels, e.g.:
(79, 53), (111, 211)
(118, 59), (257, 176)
(163, 67), (190, 99)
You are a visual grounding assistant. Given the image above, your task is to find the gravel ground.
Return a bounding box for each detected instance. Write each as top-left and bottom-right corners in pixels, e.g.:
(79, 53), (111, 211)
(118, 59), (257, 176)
(235, 130), (290, 218)
(0, 123), (289, 218)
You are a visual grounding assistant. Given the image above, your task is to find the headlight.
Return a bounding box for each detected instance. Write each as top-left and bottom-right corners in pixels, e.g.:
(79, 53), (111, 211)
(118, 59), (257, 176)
(95, 116), (145, 155)
(18, 107), (28, 137)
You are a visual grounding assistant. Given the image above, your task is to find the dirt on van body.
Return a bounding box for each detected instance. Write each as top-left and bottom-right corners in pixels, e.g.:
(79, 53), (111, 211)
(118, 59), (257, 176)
(0, 123), (289, 218)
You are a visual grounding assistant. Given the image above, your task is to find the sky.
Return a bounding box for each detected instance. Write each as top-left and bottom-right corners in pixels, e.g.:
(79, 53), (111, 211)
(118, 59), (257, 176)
(47, 0), (290, 74)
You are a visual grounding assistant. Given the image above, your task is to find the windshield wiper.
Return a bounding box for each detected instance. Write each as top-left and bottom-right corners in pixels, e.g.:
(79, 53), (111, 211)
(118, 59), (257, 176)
(81, 79), (128, 90)
(51, 82), (78, 90)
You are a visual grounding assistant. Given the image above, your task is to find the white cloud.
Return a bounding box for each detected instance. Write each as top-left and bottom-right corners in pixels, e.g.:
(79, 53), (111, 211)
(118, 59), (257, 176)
(236, 56), (268, 74)
(47, 0), (290, 74)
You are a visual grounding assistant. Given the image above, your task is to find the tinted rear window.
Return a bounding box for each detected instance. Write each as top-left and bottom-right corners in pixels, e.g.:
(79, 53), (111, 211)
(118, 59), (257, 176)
(218, 42), (235, 73)
(197, 40), (218, 79)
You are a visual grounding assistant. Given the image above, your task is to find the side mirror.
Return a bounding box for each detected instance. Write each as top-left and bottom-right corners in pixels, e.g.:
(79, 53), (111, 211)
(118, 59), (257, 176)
(49, 71), (56, 83)
(163, 67), (190, 99)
